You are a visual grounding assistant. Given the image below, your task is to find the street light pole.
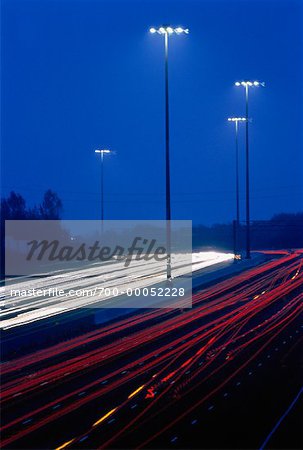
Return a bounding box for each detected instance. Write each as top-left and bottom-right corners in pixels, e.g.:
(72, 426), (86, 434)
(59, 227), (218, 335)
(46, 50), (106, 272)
(101, 150), (104, 223)
(95, 149), (111, 231)
(235, 119), (240, 226)
(245, 84), (250, 259)
(228, 117), (246, 257)
(235, 80), (265, 259)
(150, 25), (189, 280)
(164, 30), (172, 279)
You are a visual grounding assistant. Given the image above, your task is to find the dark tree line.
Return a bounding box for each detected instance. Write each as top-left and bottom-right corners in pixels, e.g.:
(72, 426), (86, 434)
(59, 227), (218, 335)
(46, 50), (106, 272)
(0, 190), (63, 277)
(0, 189), (302, 279)
(193, 212), (303, 251)
(1, 190), (62, 220)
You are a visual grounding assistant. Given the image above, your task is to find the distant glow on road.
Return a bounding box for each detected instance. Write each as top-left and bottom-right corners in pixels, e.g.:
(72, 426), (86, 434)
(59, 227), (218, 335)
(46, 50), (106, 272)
(191, 251), (234, 269)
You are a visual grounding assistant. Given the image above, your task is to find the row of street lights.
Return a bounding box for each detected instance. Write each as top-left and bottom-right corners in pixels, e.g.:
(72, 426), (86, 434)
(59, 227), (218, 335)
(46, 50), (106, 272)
(94, 26), (265, 279)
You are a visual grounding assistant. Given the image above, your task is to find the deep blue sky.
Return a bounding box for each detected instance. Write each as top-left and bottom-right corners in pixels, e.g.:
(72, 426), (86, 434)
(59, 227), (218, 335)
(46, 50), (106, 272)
(2, 0), (302, 225)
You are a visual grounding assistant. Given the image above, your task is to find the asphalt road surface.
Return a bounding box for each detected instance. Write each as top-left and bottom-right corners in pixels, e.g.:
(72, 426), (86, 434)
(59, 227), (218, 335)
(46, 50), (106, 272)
(1, 251), (233, 330)
(1, 250), (302, 449)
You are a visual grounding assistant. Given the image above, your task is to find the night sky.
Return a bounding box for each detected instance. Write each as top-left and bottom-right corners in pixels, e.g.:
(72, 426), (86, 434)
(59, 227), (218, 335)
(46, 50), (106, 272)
(2, 0), (302, 225)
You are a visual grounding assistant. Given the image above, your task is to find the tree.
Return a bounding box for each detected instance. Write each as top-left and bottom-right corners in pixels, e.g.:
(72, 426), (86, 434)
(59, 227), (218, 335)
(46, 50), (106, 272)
(39, 190), (63, 220)
(0, 192), (27, 277)
(1, 191), (27, 220)
(27, 205), (41, 220)
(0, 190), (63, 277)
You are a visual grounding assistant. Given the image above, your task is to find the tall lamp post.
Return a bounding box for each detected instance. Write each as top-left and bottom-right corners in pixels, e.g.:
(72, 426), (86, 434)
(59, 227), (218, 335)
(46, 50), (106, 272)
(150, 26), (189, 279)
(228, 117), (246, 258)
(94, 149), (111, 230)
(234, 80), (264, 259)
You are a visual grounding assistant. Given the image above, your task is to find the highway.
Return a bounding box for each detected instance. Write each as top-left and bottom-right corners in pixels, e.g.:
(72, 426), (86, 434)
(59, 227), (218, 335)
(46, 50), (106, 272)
(1, 250), (302, 449)
(0, 251), (233, 330)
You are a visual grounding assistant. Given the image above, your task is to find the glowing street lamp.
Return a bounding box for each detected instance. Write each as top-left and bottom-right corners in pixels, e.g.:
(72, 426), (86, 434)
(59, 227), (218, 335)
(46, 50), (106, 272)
(228, 117), (247, 258)
(149, 26), (189, 35)
(149, 25), (189, 279)
(234, 80), (265, 259)
(94, 149), (111, 227)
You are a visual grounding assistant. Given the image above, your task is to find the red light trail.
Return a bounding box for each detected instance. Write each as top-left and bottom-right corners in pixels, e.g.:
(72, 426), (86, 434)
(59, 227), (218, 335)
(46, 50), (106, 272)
(1, 251), (302, 449)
